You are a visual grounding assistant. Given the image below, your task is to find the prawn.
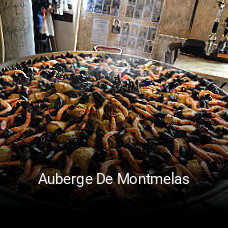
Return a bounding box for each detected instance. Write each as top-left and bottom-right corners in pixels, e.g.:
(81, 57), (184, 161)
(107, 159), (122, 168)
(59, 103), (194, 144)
(126, 127), (147, 144)
(100, 159), (120, 176)
(0, 99), (12, 116)
(10, 111), (31, 132)
(121, 147), (142, 173)
(17, 159), (32, 183)
(202, 144), (228, 158)
(189, 143), (214, 163)
(102, 131), (119, 153)
(63, 156), (73, 176)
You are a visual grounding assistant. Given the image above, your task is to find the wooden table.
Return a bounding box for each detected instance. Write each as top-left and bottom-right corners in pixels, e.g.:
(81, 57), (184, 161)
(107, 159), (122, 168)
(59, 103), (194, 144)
(174, 54), (228, 83)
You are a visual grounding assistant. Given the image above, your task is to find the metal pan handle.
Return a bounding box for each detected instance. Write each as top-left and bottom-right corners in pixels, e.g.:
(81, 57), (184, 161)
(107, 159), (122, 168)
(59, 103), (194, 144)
(94, 45), (123, 55)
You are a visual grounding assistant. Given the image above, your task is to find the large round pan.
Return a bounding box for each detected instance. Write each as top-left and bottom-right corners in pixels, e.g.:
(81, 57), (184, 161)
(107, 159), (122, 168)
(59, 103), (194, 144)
(0, 50), (228, 212)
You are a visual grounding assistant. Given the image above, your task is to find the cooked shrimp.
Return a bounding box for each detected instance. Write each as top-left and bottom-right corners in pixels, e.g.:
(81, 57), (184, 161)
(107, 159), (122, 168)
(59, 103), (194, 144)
(102, 131), (119, 153)
(0, 99), (12, 116)
(126, 127), (147, 144)
(18, 159), (32, 183)
(121, 147), (142, 172)
(202, 144), (228, 158)
(173, 139), (180, 158)
(25, 164), (43, 181)
(63, 156), (73, 176)
(110, 109), (117, 131)
(10, 111), (31, 132)
(175, 164), (196, 182)
(56, 104), (72, 121)
(100, 159), (120, 176)
(189, 143), (214, 163)
(111, 98), (128, 117)
(0, 160), (23, 168)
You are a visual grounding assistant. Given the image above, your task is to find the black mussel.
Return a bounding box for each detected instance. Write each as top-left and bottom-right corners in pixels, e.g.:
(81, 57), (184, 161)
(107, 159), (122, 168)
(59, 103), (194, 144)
(12, 142), (20, 153)
(20, 147), (31, 161)
(79, 93), (90, 104)
(1, 129), (15, 138)
(66, 138), (79, 154)
(160, 166), (176, 177)
(199, 133), (213, 144)
(30, 145), (43, 155)
(38, 80), (51, 91)
(146, 168), (156, 176)
(175, 110), (184, 119)
(154, 112), (167, 119)
(44, 151), (55, 161)
(154, 117), (167, 128)
(139, 79), (153, 87)
(0, 92), (6, 99)
(37, 122), (46, 132)
(91, 150), (106, 163)
(92, 91), (106, 102)
(200, 93), (212, 101)
(54, 97), (63, 110)
(21, 101), (32, 112)
(0, 77), (13, 87)
(56, 143), (66, 152)
(46, 114), (53, 123)
(0, 170), (9, 185)
(21, 128), (36, 139)
(18, 73), (30, 86)
(148, 153), (166, 167)
(158, 132), (173, 141)
(179, 157), (188, 165)
(187, 135), (201, 143)
(221, 112), (228, 122)
(52, 128), (63, 139)
(91, 67), (102, 80)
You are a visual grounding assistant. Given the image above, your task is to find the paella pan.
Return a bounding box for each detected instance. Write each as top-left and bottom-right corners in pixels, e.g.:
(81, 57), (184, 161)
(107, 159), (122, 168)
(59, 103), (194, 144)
(0, 50), (228, 211)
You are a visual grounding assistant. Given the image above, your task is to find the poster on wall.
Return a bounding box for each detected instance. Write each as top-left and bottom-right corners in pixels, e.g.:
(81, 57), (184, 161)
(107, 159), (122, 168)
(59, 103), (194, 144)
(119, 22), (157, 53)
(86, 0), (121, 16)
(125, 0), (164, 23)
(86, 0), (164, 23)
(91, 18), (110, 45)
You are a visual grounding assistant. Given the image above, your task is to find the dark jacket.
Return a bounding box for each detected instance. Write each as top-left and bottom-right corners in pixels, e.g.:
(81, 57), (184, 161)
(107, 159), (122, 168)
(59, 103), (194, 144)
(32, 0), (50, 31)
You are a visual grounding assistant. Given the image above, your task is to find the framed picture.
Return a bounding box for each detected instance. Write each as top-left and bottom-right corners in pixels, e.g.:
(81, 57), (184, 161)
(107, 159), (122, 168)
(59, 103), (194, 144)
(136, 38), (145, 51)
(125, 4), (134, 18)
(130, 24), (139, 37)
(94, 0), (103, 13)
(127, 37), (137, 49)
(86, 0), (95, 12)
(102, 0), (111, 14)
(110, 0), (121, 16)
(121, 22), (130, 35)
(151, 0), (164, 23)
(138, 26), (148, 39)
(147, 27), (157, 40)
(111, 19), (121, 34)
(144, 40), (153, 53)
(119, 35), (128, 47)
